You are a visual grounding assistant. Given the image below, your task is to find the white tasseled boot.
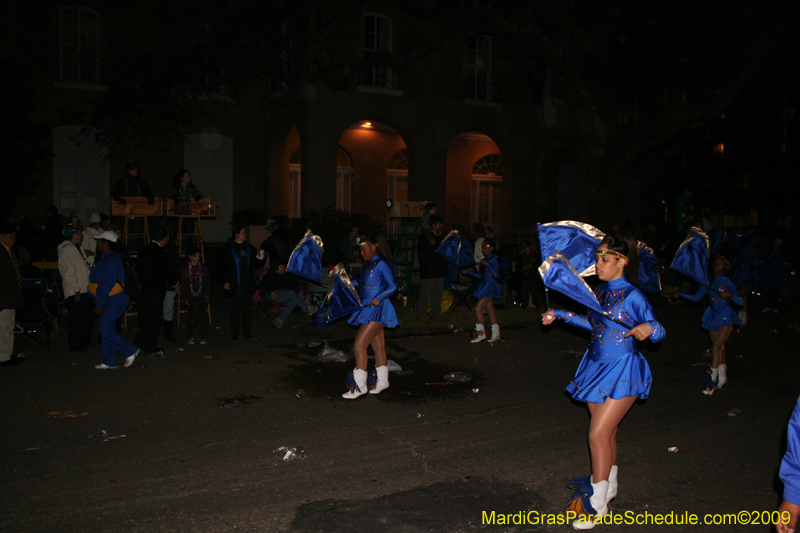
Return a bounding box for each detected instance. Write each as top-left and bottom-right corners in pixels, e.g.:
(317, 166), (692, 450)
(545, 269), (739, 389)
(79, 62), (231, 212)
(487, 324), (501, 343)
(369, 365), (390, 394)
(471, 324), (486, 343)
(607, 465), (618, 503)
(342, 369), (368, 400)
(716, 363), (727, 388)
(572, 478), (609, 530)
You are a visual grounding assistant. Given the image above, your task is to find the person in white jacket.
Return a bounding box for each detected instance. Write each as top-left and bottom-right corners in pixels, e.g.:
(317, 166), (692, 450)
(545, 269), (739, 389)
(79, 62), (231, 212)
(57, 224), (95, 352)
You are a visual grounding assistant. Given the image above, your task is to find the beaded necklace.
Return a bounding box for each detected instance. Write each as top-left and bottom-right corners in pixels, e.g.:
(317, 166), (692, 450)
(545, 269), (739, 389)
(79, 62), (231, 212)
(188, 261), (203, 296)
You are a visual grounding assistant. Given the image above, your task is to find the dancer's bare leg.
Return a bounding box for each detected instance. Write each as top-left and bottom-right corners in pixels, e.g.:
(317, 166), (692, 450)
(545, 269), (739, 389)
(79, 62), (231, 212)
(354, 321), (385, 370)
(586, 397), (637, 482)
(369, 326), (387, 367)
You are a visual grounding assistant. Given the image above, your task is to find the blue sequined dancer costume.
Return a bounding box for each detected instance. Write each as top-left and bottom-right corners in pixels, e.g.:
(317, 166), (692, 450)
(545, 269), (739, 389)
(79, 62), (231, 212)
(554, 276), (665, 403)
(348, 255), (399, 327)
(464, 253), (501, 299)
(680, 276), (743, 330)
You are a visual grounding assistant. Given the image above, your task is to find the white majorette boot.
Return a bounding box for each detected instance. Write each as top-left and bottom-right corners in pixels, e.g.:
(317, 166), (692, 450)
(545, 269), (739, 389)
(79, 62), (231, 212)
(343, 369), (368, 399)
(716, 363), (727, 389)
(369, 365), (390, 394)
(487, 324), (501, 343)
(471, 324), (486, 343)
(606, 465), (618, 503)
(571, 478), (609, 530)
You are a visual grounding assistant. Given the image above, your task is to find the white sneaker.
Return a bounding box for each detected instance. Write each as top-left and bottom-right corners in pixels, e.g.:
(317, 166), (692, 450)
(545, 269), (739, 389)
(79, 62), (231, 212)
(95, 364), (119, 370)
(124, 349), (140, 368)
(200, 339), (207, 345)
(187, 337), (195, 345)
(305, 305), (318, 316)
(273, 317), (284, 328)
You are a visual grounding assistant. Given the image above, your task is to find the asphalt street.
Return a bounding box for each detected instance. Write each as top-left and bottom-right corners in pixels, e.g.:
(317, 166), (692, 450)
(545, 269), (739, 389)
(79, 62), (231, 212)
(1, 289), (798, 532)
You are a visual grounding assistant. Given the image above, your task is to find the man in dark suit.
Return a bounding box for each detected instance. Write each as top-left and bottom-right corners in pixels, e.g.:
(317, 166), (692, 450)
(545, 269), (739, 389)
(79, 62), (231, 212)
(134, 227), (172, 354)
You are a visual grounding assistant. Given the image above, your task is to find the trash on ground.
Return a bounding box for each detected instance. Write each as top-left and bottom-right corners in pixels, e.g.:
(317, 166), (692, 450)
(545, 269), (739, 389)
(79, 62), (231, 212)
(416, 413), (424, 418)
(728, 409), (741, 417)
(426, 382), (454, 386)
(204, 356), (212, 359)
(221, 400), (244, 409)
(178, 348), (184, 351)
(48, 411), (88, 418)
(788, 322), (800, 332)
(453, 327), (464, 334)
(444, 371), (472, 383)
(394, 370), (414, 377)
(735, 354), (744, 358)
(472, 388), (480, 393)
(386, 359), (402, 372)
(295, 389), (305, 398)
(317, 341), (349, 362)
(307, 341), (321, 347)
(561, 349), (583, 355)
(668, 447), (679, 453)
(274, 446), (305, 462)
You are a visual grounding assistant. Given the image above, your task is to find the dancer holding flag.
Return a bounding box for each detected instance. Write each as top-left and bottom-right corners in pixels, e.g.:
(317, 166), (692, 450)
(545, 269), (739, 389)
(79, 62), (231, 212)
(541, 232), (666, 530)
(674, 255), (742, 393)
(342, 234), (398, 399)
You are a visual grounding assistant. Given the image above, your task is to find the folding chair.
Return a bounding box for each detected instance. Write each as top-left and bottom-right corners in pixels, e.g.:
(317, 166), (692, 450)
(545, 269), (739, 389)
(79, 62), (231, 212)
(444, 263), (474, 310)
(14, 278), (56, 351)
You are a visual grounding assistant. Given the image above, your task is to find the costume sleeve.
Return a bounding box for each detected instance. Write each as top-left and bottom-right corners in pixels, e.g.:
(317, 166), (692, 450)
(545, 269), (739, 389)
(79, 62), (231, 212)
(463, 269), (481, 279)
(553, 309), (592, 331)
(485, 257), (500, 279)
(781, 396), (800, 506)
(724, 278), (744, 306)
(373, 261), (397, 303)
(680, 284), (707, 302)
(627, 291), (666, 343)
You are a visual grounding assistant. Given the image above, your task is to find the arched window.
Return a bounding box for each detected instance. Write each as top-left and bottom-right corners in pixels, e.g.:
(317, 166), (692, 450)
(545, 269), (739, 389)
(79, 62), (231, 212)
(337, 147), (354, 213)
(387, 148), (408, 170)
(288, 147), (301, 217)
(471, 154), (503, 226)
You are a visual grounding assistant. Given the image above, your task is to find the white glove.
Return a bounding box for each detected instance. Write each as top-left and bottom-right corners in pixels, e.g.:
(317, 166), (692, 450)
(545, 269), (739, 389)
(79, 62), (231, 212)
(256, 249), (266, 260)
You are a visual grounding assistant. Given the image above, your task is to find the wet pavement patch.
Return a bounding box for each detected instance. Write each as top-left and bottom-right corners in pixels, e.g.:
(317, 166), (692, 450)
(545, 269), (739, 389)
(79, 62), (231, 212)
(280, 340), (484, 404)
(218, 395), (263, 409)
(288, 478), (546, 533)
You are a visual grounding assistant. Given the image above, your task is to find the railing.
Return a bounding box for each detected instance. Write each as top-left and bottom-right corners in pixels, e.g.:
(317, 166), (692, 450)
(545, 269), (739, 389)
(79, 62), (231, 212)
(360, 65), (402, 90)
(464, 79), (500, 103)
(58, 60), (105, 85)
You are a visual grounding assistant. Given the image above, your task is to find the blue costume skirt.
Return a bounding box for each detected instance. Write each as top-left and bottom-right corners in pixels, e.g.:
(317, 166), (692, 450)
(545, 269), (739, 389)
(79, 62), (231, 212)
(348, 300), (399, 328)
(701, 306), (741, 330)
(566, 351), (652, 403)
(474, 279), (501, 299)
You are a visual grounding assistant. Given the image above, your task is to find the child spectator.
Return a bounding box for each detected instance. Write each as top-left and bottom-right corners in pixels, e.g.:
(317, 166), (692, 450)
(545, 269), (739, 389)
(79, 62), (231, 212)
(181, 246), (211, 345)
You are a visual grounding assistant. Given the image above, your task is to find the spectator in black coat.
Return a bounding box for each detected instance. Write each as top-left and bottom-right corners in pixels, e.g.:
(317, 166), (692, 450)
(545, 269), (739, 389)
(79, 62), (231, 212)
(134, 227), (172, 354)
(416, 215), (449, 322)
(219, 224), (266, 340)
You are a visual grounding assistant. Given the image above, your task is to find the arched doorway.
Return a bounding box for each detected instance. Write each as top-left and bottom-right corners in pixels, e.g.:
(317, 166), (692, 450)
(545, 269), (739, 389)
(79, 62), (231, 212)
(386, 148), (408, 236)
(471, 154), (503, 235)
(337, 120), (407, 226)
(336, 147), (355, 213)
